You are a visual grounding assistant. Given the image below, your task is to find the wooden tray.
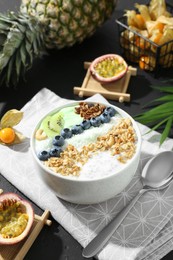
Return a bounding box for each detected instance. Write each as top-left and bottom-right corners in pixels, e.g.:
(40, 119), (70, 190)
(74, 62), (137, 102)
(0, 189), (52, 260)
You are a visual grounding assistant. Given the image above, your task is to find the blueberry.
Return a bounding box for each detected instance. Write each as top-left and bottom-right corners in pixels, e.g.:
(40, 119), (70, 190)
(90, 116), (102, 127)
(105, 106), (116, 117)
(81, 119), (91, 130)
(49, 147), (62, 157)
(37, 150), (50, 161)
(100, 111), (111, 123)
(71, 124), (84, 135)
(52, 135), (65, 146)
(61, 128), (72, 139)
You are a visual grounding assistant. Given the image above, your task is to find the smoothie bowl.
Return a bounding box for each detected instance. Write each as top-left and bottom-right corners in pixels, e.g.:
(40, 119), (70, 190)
(31, 102), (141, 204)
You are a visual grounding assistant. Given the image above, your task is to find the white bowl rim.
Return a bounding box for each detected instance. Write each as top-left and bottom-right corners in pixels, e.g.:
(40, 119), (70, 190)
(30, 101), (142, 183)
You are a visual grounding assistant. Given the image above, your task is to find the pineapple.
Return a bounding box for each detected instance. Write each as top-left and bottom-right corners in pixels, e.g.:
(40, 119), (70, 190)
(0, 0), (116, 86)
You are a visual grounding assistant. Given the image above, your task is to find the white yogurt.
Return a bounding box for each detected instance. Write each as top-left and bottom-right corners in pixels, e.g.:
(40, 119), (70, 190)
(77, 151), (124, 180)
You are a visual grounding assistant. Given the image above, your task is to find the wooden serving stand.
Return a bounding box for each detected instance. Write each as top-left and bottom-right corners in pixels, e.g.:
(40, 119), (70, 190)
(0, 189), (52, 260)
(74, 62), (137, 102)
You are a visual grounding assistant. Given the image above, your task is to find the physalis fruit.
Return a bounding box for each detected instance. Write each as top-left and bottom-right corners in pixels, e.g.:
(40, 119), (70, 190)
(0, 128), (15, 144)
(0, 109), (24, 145)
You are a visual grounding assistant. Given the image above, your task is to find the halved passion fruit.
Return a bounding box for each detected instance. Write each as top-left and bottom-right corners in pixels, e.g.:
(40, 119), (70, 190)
(0, 193), (34, 245)
(90, 54), (128, 84)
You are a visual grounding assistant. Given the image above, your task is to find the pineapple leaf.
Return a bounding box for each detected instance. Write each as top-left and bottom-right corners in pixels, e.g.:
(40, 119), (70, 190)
(25, 42), (34, 68)
(0, 14), (13, 24)
(0, 54), (9, 69)
(0, 12), (45, 86)
(15, 50), (22, 81)
(7, 55), (15, 85)
(20, 43), (27, 67)
(0, 23), (9, 31)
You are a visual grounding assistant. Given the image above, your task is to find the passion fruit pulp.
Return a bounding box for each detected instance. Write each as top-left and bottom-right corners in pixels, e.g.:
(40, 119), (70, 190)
(0, 193), (34, 245)
(90, 54), (128, 84)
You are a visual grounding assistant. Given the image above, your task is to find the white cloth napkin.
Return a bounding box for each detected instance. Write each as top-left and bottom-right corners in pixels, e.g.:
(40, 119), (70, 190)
(0, 88), (173, 260)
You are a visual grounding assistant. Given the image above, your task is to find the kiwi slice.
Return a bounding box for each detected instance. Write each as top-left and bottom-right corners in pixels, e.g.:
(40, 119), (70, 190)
(40, 115), (61, 138)
(49, 112), (64, 133)
(60, 106), (83, 128)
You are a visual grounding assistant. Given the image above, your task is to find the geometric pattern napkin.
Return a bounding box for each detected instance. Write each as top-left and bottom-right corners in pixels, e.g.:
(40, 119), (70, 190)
(0, 88), (173, 260)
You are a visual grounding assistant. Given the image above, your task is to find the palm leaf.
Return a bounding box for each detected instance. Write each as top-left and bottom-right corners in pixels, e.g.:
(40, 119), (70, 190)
(135, 112), (172, 125)
(153, 95), (173, 102)
(151, 85), (173, 93)
(144, 117), (171, 134)
(139, 100), (173, 113)
(135, 102), (173, 121)
(160, 116), (173, 146)
(135, 83), (173, 145)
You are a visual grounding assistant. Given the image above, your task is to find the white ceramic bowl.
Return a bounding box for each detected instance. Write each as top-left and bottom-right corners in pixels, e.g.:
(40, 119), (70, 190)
(31, 102), (141, 204)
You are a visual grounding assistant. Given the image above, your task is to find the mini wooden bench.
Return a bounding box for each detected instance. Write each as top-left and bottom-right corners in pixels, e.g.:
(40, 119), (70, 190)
(74, 62), (137, 102)
(0, 189), (51, 260)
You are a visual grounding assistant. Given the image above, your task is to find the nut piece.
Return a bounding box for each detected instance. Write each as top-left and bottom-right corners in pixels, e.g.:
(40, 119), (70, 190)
(107, 135), (115, 147)
(35, 129), (47, 141)
(75, 102), (106, 119)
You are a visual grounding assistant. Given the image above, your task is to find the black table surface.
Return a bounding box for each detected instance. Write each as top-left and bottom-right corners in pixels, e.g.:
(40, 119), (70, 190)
(0, 0), (173, 259)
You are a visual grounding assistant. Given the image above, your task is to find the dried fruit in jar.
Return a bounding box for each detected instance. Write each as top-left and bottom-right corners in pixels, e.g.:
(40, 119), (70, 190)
(122, 0), (173, 69)
(139, 55), (156, 71)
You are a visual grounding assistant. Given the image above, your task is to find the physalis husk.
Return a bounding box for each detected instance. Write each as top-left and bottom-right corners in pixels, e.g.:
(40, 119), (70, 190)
(0, 109), (25, 145)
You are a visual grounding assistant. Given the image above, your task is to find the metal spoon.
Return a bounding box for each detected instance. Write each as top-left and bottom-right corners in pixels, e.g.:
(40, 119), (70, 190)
(82, 151), (173, 258)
